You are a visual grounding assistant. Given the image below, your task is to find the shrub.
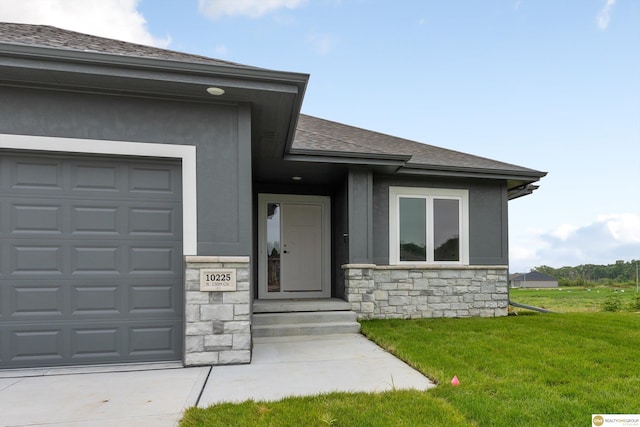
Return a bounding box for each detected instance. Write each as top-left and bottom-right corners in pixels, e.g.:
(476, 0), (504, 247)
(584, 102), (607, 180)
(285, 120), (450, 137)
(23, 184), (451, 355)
(628, 296), (640, 312)
(602, 295), (622, 312)
(558, 278), (576, 287)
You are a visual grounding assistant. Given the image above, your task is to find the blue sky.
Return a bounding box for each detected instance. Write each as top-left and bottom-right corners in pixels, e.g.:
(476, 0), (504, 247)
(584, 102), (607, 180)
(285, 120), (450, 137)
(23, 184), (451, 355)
(2, 0), (638, 272)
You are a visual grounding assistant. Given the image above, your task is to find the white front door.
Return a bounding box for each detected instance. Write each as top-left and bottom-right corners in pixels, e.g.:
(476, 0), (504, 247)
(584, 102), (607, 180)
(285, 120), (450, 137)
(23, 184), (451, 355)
(258, 194), (331, 299)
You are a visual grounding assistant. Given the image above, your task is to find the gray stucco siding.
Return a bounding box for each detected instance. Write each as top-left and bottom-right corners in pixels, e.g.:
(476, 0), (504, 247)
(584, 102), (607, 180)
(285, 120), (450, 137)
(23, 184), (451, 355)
(333, 178), (349, 298)
(468, 181), (509, 265)
(372, 175), (508, 266)
(0, 85), (253, 256)
(347, 169), (373, 264)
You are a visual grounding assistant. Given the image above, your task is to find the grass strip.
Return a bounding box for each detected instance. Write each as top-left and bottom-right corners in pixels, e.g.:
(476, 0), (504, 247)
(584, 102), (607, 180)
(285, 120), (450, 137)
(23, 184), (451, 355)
(181, 389), (471, 426)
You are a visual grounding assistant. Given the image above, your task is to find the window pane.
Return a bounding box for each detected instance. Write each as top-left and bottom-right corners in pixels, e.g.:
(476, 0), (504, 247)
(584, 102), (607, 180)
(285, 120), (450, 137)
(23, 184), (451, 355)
(266, 203), (281, 292)
(399, 197), (426, 262)
(434, 198), (460, 261)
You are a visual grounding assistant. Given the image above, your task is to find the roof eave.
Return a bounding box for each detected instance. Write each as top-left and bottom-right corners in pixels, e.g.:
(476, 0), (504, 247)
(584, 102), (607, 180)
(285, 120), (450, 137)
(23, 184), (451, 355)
(397, 164), (547, 181)
(285, 148), (411, 166)
(397, 165), (546, 200)
(0, 42), (310, 88)
(508, 184), (541, 200)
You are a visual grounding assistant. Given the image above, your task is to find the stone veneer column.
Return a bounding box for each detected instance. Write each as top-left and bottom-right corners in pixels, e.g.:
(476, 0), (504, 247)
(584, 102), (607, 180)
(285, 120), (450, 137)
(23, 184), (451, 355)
(343, 265), (376, 319)
(184, 256), (251, 366)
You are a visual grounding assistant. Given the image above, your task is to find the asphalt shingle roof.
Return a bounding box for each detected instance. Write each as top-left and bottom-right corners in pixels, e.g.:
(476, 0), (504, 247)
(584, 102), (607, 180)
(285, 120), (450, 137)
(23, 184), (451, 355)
(294, 114), (544, 175)
(0, 22), (251, 68)
(0, 23), (546, 179)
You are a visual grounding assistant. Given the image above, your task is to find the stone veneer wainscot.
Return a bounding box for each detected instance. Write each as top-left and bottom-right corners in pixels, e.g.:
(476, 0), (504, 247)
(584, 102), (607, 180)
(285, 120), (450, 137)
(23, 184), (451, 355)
(184, 256), (251, 366)
(343, 264), (508, 319)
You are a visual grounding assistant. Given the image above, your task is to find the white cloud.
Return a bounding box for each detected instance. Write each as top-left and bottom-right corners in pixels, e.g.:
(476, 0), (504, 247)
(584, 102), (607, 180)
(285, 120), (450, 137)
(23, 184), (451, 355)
(550, 223), (580, 241)
(0, 0), (170, 48)
(596, 0), (616, 30)
(308, 33), (337, 55)
(598, 213), (640, 244)
(510, 213), (640, 271)
(198, 0), (307, 19)
(214, 44), (229, 57)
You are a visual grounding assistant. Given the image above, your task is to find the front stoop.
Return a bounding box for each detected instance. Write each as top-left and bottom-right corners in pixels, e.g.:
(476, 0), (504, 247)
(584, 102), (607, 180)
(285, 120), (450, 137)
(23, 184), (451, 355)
(252, 299), (361, 337)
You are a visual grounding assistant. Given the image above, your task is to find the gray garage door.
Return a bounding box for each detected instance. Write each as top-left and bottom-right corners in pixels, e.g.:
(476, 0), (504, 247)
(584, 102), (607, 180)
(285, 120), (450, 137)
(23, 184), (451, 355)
(0, 152), (183, 368)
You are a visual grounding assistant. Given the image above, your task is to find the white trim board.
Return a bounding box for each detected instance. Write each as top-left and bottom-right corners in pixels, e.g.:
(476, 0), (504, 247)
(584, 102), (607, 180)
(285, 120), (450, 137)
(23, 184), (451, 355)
(0, 133), (197, 255)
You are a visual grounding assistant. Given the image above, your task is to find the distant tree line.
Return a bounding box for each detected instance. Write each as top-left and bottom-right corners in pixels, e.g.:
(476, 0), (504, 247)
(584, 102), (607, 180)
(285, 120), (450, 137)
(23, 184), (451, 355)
(534, 260), (639, 286)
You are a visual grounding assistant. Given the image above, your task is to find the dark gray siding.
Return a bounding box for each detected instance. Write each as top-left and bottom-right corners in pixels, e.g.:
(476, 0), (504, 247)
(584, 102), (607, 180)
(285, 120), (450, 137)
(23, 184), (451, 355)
(468, 182), (509, 265)
(347, 169), (373, 264)
(0, 85), (252, 256)
(372, 175), (508, 266)
(333, 178), (349, 298)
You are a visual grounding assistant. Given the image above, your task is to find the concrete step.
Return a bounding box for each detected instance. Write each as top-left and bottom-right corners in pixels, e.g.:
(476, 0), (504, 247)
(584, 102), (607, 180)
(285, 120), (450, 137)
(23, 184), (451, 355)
(253, 310), (357, 326)
(252, 298), (352, 313)
(252, 321), (361, 338)
(252, 310), (361, 337)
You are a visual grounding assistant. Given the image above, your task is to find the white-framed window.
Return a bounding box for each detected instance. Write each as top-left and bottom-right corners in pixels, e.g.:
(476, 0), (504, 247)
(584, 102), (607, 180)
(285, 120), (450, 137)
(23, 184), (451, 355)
(389, 187), (469, 265)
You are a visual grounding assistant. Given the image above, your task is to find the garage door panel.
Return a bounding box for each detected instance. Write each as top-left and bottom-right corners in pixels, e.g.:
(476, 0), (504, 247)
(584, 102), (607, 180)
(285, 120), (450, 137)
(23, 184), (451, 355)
(3, 279), (180, 320)
(71, 327), (121, 358)
(129, 324), (179, 356)
(129, 246), (178, 274)
(0, 240), (6, 277)
(12, 204), (62, 234)
(0, 328), (6, 363)
(128, 207), (177, 236)
(12, 245), (63, 274)
(1, 153), (183, 368)
(11, 159), (63, 191)
(71, 163), (120, 192)
(72, 206), (119, 234)
(129, 284), (175, 313)
(72, 285), (120, 314)
(11, 285), (63, 316)
(129, 166), (175, 194)
(72, 246), (120, 274)
(10, 328), (65, 363)
(3, 280), (66, 320)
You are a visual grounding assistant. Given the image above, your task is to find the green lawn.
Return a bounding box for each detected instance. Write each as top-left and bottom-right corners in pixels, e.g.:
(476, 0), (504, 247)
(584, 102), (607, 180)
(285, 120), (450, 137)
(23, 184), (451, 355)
(509, 285), (639, 312)
(181, 313), (640, 426)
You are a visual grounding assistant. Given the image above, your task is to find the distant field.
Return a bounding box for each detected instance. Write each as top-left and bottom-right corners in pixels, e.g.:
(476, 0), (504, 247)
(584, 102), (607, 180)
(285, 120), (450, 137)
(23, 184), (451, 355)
(509, 284), (639, 312)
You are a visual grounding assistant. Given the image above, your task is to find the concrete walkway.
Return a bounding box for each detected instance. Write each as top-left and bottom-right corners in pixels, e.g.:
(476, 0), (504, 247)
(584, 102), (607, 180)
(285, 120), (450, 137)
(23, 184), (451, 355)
(198, 333), (434, 405)
(0, 334), (434, 426)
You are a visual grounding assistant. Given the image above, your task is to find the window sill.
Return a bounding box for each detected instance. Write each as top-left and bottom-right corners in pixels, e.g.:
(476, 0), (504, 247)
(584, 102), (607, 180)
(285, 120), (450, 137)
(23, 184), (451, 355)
(342, 264), (508, 270)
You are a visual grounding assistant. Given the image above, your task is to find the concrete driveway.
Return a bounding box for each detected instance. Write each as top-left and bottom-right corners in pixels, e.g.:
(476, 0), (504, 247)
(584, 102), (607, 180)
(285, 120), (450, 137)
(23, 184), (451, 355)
(0, 363), (209, 427)
(0, 334), (433, 426)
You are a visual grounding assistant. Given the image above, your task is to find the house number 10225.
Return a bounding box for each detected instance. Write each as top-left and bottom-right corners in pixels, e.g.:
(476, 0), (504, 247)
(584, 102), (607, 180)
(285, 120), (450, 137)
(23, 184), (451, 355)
(205, 273), (231, 282)
(200, 269), (237, 292)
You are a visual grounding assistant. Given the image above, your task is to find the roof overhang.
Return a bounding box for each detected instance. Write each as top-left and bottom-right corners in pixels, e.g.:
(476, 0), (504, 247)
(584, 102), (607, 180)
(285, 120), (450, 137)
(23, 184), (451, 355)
(285, 148), (411, 166)
(283, 147), (547, 198)
(0, 42), (309, 153)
